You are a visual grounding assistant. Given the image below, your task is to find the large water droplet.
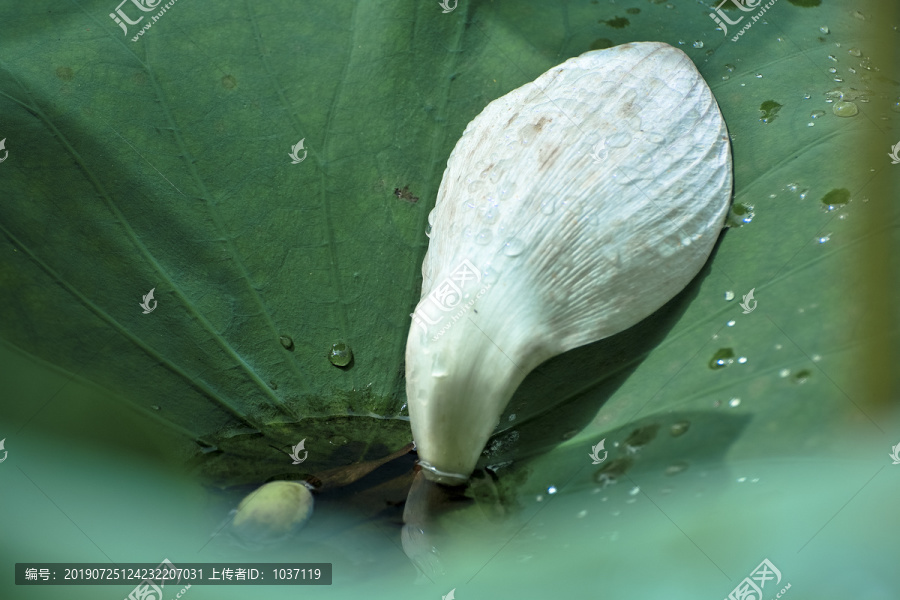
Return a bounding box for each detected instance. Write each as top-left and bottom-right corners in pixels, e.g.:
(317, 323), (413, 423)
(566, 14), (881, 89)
(480, 206), (498, 224)
(503, 237), (525, 256)
(329, 342), (353, 367)
(832, 101), (858, 117)
(692, 40), (704, 48)
(708, 347), (735, 370)
(759, 100), (782, 124)
(499, 183), (517, 201)
(476, 229), (493, 245)
(519, 124), (537, 145)
(821, 188), (851, 208)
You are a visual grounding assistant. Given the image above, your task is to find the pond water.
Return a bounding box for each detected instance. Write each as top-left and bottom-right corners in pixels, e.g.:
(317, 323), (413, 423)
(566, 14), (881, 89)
(1, 341), (897, 600)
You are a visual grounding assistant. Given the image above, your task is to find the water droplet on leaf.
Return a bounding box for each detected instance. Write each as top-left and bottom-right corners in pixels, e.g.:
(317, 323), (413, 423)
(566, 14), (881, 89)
(329, 342), (353, 367)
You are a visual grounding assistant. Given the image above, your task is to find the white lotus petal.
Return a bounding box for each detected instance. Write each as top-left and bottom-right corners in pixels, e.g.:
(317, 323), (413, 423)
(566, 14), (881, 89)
(406, 42), (732, 485)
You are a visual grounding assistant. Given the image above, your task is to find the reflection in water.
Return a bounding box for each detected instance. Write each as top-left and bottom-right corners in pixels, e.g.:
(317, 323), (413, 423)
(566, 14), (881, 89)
(401, 468), (476, 580)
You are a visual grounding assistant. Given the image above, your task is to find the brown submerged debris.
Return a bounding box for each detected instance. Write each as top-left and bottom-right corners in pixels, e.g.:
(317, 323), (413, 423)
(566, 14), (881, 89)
(303, 441), (415, 491)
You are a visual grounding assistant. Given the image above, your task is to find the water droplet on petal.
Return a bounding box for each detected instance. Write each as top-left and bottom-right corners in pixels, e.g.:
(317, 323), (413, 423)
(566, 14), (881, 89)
(692, 40), (704, 49)
(480, 206), (498, 224)
(503, 237), (525, 257)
